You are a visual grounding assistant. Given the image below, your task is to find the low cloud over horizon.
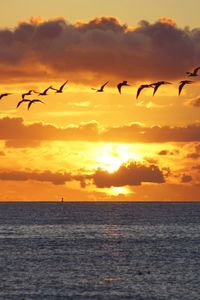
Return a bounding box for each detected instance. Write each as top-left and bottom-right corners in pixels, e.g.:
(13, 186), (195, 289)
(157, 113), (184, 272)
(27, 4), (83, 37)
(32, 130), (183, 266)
(0, 160), (165, 188)
(0, 16), (200, 83)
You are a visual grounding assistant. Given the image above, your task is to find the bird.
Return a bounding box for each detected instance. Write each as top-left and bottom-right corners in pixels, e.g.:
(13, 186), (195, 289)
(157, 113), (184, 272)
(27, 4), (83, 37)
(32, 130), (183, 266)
(16, 99), (31, 108)
(22, 90), (38, 100)
(91, 81), (109, 92)
(0, 93), (12, 100)
(178, 80), (193, 95)
(186, 67), (200, 77)
(38, 86), (53, 96)
(117, 81), (130, 94)
(51, 80), (68, 93)
(136, 84), (152, 99)
(151, 81), (172, 96)
(27, 99), (44, 110)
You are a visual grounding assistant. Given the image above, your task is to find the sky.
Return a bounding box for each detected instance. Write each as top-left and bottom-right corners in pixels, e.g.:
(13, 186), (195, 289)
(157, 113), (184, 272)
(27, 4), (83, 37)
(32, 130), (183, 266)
(0, 0), (200, 201)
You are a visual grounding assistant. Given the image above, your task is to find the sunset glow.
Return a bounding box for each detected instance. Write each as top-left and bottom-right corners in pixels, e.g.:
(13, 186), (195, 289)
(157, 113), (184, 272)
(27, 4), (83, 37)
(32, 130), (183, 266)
(0, 1), (200, 201)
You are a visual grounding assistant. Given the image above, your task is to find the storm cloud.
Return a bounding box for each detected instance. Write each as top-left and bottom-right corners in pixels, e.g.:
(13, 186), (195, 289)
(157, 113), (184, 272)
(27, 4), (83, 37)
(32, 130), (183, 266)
(0, 16), (199, 83)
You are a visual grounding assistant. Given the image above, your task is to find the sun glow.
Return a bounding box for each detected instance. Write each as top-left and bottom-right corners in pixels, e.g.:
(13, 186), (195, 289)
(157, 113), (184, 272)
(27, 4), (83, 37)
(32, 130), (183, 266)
(96, 144), (142, 173)
(110, 186), (131, 196)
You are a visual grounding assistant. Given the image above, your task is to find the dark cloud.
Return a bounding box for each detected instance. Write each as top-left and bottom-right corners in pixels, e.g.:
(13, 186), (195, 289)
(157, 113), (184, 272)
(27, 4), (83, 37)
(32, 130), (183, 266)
(158, 149), (179, 156)
(0, 161), (165, 188)
(181, 174), (192, 183)
(2, 117), (200, 146)
(0, 169), (72, 185)
(0, 17), (199, 83)
(186, 143), (200, 159)
(92, 162), (165, 188)
(186, 152), (200, 159)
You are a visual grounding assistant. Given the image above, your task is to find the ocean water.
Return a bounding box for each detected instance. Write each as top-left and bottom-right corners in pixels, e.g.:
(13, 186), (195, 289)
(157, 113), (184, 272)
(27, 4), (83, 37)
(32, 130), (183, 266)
(0, 202), (199, 300)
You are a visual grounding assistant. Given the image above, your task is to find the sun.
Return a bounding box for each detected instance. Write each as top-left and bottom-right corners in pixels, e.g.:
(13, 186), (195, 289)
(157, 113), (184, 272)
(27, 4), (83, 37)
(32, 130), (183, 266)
(95, 144), (142, 173)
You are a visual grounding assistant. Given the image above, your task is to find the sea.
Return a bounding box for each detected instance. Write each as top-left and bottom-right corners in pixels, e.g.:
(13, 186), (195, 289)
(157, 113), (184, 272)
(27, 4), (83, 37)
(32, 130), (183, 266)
(0, 202), (199, 300)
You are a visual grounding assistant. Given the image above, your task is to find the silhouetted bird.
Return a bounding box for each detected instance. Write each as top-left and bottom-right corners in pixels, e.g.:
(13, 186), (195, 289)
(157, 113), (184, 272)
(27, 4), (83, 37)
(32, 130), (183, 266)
(16, 99), (31, 108)
(38, 86), (53, 96)
(186, 67), (200, 77)
(136, 84), (152, 99)
(117, 81), (130, 94)
(91, 81), (109, 92)
(178, 80), (193, 95)
(51, 80), (68, 93)
(28, 99), (44, 110)
(151, 81), (172, 96)
(0, 93), (12, 100)
(22, 90), (37, 100)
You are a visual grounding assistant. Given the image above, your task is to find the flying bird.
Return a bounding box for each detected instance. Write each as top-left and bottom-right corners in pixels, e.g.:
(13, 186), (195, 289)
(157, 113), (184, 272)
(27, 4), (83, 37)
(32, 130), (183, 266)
(16, 99), (31, 108)
(51, 80), (68, 93)
(186, 67), (200, 77)
(0, 93), (12, 100)
(136, 84), (152, 99)
(38, 86), (53, 96)
(178, 80), (193, 95)
(22, 90), (38, 100)
(27, 99), (44, 110)
(151, 81), (172, 96)
(117, 81), (130, 94)
(91, 81), (109, 92)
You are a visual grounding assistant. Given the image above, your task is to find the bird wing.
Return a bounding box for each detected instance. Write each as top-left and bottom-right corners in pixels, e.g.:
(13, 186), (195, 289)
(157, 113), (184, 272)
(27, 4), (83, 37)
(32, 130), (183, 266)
(194, 67), (200, 74)
(16, 99), (30, 108)
(59, 80), (68, 91)
(178, 82), (185, 95)
(136, 85), (145, 99)
(0, 93), (10, 100)
(153, 84), (160, 96)
(43, 86), (52, 94)
(27, 101), (33, 110)
(16, 100), (24, 108)
(27, 99), (43, 110)
(101, 81), (109, 90)
(117, 83), (122, 94)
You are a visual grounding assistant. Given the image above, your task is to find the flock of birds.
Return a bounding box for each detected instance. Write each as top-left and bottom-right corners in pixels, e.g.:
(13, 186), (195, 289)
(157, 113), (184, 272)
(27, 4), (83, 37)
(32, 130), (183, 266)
(93, 66), (200, 98)
(0, 66), (200, 110)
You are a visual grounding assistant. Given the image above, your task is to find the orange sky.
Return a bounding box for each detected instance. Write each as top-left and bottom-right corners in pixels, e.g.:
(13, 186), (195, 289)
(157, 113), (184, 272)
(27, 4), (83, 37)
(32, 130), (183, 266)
(1, 9), (200, 201)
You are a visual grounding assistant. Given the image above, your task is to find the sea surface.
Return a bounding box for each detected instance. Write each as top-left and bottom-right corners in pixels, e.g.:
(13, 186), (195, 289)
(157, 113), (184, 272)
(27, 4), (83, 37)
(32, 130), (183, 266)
(0, 202), (199, 300)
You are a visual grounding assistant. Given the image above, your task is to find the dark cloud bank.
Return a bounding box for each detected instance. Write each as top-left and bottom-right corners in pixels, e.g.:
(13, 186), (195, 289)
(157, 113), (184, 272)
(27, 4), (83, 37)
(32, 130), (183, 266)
(0, 161), (165, 188)
(0, 16), (200, 83)
(1, 117), (200, 145)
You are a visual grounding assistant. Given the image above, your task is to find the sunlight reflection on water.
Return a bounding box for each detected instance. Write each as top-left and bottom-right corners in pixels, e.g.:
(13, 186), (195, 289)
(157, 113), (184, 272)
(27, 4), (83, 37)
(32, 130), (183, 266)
(0, 202), (199, 299)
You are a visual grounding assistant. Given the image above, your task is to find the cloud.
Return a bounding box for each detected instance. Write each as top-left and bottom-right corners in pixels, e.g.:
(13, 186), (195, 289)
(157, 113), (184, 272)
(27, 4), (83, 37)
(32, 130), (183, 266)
(2, 117), (200, 146)
(92, 162), (165, 188)
(101, 123), (200, 143)
(186, 97), (200, 107)
(186, 143), (200, 159)
(0, 16), (199, 83)
(181, 174), (192, 183)
(0, 160), (166, 188)
(0, 169), (72, 185)
(158, 149), (179, 156)
(0, 117), (99, 147)
(186, 152), (200, 159)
